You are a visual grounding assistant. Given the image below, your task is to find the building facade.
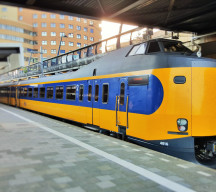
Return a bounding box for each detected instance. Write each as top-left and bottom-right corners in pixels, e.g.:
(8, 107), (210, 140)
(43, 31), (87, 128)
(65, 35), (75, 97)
(0, 6), (37, 66)
(0, 5), (102, 68)
(18, 8), (102, 61)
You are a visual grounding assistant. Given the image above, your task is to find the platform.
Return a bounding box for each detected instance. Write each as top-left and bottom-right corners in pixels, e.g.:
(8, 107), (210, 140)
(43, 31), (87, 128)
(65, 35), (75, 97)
(0, 104), (216, 192)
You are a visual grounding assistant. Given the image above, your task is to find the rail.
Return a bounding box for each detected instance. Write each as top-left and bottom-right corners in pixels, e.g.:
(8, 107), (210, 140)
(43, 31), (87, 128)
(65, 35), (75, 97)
(0, 27), (143, 83)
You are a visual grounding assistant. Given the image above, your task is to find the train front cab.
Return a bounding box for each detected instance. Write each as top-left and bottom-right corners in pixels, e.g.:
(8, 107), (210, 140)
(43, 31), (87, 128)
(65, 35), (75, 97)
(192, 65), (216, 166)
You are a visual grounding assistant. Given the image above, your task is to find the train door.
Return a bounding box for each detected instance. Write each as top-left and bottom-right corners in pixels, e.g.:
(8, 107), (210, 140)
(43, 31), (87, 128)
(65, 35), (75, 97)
(15, 87), (20, 107)
(92, 79), (100, 126)
(8, 87), (11, 105)
(86, 80), (93, 124)
(117, 78), (129, 129)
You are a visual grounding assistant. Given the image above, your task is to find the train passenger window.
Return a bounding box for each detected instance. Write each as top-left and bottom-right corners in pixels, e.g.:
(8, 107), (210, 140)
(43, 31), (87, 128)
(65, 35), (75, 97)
(147, 42), (161, 53)
(47, 87), (53, 99)
(24, 88), (27, 97)
(56, 86), (64, 100)
(120, 83), (125, 105)
(102, 84), (109, 104)
(95, 85), (99, 102)
(79, 85), (84, 101)
(20, 88), (24, 97)
(66, 85), (76, 100)
(88, 85), (92, 101)
(33, 88), (38, 98)
(28, 88), (32, 97)
(40, 87), (45, 98)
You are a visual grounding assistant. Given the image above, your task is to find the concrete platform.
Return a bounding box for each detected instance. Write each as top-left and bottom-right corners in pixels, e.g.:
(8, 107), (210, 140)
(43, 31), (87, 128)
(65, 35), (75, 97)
(0, 104), (216, 192)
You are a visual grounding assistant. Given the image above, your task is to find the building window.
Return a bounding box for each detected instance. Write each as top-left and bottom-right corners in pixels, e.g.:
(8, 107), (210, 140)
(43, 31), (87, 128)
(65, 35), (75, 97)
(90, 29), (94, 33)
(69, 42), (74, 46)
(61, 41), (65, 46)
(60, 15), (65, 19)
(68, 24), (73, 29)
(28, 88), (33, 97)
(84, 44), (88, 47)
(89, 21), (94, 25)
(51, 41), (56, 45)
(66, 85), (76, 100)
(42, 41), (47, 45)
(47, 87), (53, 99)
(51, 49), (56, 54)
(33, 14), (38, 19)
(77, 34), (81, 39)
(77, 43), (81, 47)
(76, 17), (81, 22)
(19, 8), (22, 12)
(83, 19), (87, 23)
(88, 85), (92, 101)
(68, 16), (73, 20)
(84, 27), (88, 32)
(50, 23), (56, 28)
(41, 32), (47, 36)
(84, 35), (88, 40)
(33, 23), (38, 28)
(90, 37), (94, 41)
(41, 14), (47, 18)
(60, 32), (65, 37)
(56, 86), (64, 100)
(1, 7), (7, 12)
(50, 14), (56, 19)
(41, 23), (47, 28)
(42, 49), (47, 54)
(95, 85), (99, 102)
(33, 88), (38, 98)
(102, 84), (109, 103)
(19, 16), (23, 21)
(60, 24), (65, 28)
(40, 87), (45, 98)
(68, 33), (73, 38)
(120, 83), (125, 105)
(77, 26), (81, 30)
(51, 32), (56, 36)
(79, 85), (84, 101)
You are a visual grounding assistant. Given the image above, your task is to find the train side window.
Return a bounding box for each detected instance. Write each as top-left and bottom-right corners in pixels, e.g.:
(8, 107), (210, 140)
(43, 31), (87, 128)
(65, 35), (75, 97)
(147, 42), (161, 53)
(21, 88), (24, 97)
(102, 84), (109, 104)
(120, 83), (125, 105)
(66, 85), (76, 100)
(56, 86), (64, 100)
(95, 85), (99, 102)
(79, 85), (84, 101)
(88, 85), (92, 101)
(40, 87), (45, 98)
(33, 88), (38, 98)
(24, 88), (27, 97)
(47, 87), (53, 99)
(28, 88), (32, 97)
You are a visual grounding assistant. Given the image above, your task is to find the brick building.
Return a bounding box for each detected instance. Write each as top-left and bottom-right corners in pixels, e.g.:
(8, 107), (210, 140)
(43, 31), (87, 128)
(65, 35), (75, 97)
(0, 5), (102, 67)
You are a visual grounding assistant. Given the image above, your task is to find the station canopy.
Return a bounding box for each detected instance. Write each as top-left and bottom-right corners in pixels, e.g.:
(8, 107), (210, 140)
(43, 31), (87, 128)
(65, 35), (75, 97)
(1, 0), (216, 34)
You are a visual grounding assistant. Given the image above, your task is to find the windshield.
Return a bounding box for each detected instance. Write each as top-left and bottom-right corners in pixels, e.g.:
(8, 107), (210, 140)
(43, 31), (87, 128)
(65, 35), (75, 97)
(162, 41), (193, 55)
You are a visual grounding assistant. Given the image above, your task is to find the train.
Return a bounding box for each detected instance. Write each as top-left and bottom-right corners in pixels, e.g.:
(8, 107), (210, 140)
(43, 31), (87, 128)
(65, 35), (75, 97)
(1, 38), (216, 167)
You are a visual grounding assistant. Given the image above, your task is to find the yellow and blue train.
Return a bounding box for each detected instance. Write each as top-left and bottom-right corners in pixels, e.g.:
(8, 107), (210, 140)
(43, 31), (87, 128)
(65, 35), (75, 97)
(1, 38), (216, 167)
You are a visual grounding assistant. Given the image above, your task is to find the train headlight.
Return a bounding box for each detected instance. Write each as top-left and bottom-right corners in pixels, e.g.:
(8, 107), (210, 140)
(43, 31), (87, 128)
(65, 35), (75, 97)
(177, 118), (188, 132)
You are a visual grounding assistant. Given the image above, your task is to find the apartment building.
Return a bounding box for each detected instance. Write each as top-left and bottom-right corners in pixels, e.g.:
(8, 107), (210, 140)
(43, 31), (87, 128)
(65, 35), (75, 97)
(18, 8), (102, 60)
(0, 5), (102, 67)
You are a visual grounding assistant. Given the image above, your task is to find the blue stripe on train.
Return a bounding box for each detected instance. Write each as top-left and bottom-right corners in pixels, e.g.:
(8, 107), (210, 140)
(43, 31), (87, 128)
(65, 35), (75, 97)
(19, 75), (164, 115)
